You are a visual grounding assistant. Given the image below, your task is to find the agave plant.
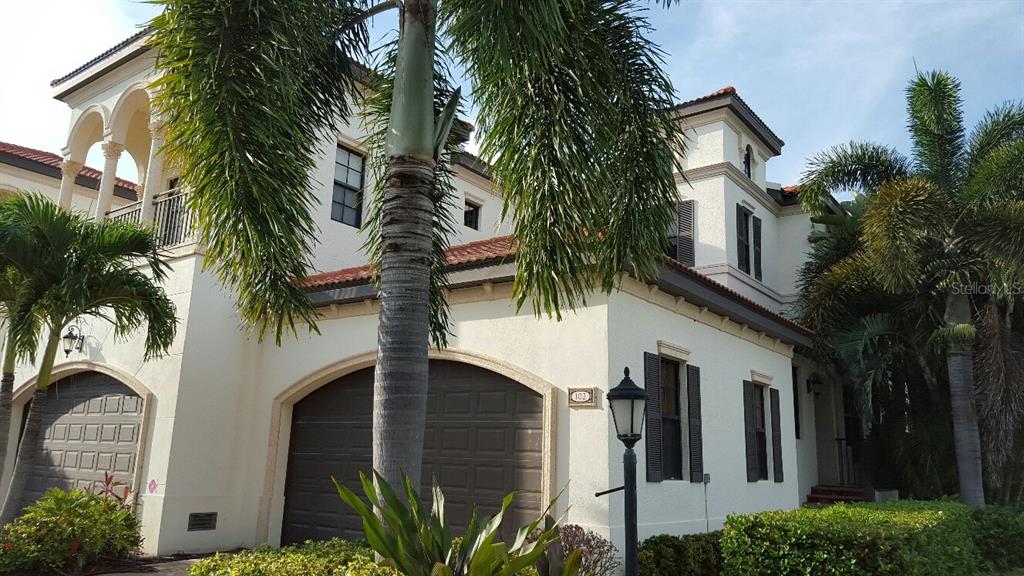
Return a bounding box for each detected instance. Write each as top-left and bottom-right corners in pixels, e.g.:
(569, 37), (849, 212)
(334, 471), (581, 576)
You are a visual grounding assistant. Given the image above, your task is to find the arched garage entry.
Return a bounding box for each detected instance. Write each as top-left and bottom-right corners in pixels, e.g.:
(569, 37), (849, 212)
(281, 360), (544, 544)
(18, 371), (144, 509)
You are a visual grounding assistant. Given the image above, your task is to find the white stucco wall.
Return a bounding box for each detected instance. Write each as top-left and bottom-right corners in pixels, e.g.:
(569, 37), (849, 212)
(776, 210), (815, 306)
(605, 283), (800, 544)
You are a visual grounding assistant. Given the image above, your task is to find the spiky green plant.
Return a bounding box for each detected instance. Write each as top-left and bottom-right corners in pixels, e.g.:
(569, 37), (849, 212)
(0, 193), (178, 522)
(335, 470), (581, 576)
(799, 71), (1024, 506)
(147, 0), (687, 493)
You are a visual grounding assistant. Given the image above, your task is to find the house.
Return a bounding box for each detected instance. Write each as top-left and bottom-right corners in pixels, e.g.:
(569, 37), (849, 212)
(0, 31), (857, 556)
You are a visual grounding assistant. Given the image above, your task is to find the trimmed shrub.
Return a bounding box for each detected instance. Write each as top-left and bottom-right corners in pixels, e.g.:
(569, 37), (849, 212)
(558, 524), (620, 576)
(972, 505), (1024, 572)
(721, 501), (978, 576)
(0, 487), (142, 575)
(188, 539), (395, 576)
(638, 531), (721, 576)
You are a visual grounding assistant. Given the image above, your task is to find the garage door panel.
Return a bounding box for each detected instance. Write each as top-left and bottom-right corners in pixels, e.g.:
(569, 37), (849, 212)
(283, 361), (544, 544)
(19, 372), (143, 513)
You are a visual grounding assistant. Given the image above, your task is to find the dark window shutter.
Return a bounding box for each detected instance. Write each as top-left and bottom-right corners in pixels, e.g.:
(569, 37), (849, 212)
(770, 388), (784, 483)
(686, 365), (703, 483)
(736, 205), (750, 273)
(792, 365), (801, 440)
(743, 380), (759, 482)
(752, 216), (762, 281)
(676, 200), (696, 267)
(644, 352), (663, 482)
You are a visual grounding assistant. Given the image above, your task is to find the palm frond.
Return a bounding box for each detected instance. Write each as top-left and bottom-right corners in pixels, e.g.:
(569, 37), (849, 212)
(965, 101), (1024, 176)
(968, 200), (1024, 274)
(148, 0), (367, 343)
(361, 36), (461, 347)
(862, 177), (949, 292)
(443, 0), (685, 316)
(798, 141), (912, 216)
(963, 139), (1024, 208)
(906, 70), (966, 191)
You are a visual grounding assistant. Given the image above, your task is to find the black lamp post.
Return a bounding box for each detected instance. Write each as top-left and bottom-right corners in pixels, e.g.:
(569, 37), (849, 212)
(607, 367), (647, 576)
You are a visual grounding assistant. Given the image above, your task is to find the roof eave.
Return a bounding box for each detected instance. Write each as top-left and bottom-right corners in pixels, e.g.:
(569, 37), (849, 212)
(51, 31), (151, 101)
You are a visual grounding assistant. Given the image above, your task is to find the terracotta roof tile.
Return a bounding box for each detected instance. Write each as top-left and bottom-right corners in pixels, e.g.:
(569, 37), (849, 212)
(301, 235), (517, 289)
(301, 234), (811, 337)
(0, 140), (138, 194)
(782, 184), (800, 196)
(672, 85), (784, 152)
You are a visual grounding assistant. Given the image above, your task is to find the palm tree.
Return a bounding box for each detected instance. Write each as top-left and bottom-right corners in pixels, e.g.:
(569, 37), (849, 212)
(0, 266), (27, 476)
(799, 71), (1024, 506)
(148, 0), (686, 492)
(0, 193), (178, 522)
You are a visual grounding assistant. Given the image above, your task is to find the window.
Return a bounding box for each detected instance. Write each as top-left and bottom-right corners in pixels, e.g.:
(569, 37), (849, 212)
(753, 384), (769, 480)
(660, 357), (684, 480)
(736, 205), (751, 274)
(735, 204), (762, 280)
(664, 200), (695, 266)
(464, 199), (481, 230)
(743, 145), (753, 178)
(331, 146), (364, 228)
(792, 365), (801, 439)
(644, 353), (704, 483)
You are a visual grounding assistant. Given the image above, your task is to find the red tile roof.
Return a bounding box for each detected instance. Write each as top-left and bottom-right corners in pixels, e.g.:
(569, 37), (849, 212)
(301, 234), (811, 337)
(0, 141), (138, 193)
(672, 85), (784, 153)
(782, 184), (800, 196)
(301, 235), (518, 289)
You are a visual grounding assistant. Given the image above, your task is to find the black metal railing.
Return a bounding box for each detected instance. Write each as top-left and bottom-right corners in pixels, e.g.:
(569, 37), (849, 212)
(835, 437), (863, 486)
(152, 188), (194, 248)
(106, 201), (142, 226)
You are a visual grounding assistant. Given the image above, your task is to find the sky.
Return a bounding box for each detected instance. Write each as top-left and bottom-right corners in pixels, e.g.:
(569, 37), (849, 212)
(0, 0), (1021, 187)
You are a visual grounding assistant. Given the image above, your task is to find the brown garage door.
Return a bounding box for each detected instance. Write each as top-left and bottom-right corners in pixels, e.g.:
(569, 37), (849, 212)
(20, 371), (144, 509)
(282, 360), (544, 544)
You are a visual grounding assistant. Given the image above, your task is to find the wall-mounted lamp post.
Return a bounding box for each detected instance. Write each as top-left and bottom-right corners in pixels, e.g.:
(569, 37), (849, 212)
(607, 367), (647, 576)
(61, 325), (84, 357)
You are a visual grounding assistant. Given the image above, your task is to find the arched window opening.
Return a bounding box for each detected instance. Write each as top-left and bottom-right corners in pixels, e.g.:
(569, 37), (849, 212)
(743, 145), (753, 178)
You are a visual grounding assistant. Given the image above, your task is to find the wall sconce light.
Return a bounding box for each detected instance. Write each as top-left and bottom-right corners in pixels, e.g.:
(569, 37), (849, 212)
(806, 374), (823, 396)
(62, 325), (85, 357)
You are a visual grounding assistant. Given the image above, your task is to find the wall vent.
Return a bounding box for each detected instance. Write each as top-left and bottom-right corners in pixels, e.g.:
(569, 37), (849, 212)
(187, 512), (217, 531)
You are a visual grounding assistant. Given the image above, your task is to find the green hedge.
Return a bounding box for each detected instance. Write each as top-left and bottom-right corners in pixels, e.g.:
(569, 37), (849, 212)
(638, 531), (721, 576)
(721, 501), (978, 576)
(189, 539), (397, 576)
(972, 505), (1024, 573)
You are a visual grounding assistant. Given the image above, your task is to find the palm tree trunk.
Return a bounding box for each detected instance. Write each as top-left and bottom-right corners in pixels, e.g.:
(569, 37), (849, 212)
(944, 292), (986, 506)
(0, 333), (16, 483)
(0, 329), (61, 523)
(373, 0), (437, 494)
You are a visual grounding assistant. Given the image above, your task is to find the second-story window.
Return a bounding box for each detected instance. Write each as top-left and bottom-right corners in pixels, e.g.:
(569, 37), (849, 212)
(464, 199), (481, 230)
(737, 205), (751, 274)
(332, 145), (364, 228)
(735, 204), (762, 281)
(743, 145), (753, 178)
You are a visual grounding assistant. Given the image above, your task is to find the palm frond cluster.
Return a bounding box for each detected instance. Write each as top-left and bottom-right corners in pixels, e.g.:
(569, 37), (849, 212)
(797, 71), (1024, 503)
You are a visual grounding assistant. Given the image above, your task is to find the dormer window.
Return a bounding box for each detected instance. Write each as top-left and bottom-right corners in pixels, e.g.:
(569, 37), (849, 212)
(743, 145), (753, 178)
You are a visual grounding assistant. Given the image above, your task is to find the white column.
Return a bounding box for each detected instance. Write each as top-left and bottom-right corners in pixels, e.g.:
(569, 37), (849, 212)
(92, 141), (123, 221)
(57, 159), (83, 209)
(140, 120), (164, 224)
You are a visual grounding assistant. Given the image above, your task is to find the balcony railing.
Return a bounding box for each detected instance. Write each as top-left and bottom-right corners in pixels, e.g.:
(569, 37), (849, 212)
(105, 189), (194, 248)
(106, 201), (142, 226)
(152, 188), (194, 248)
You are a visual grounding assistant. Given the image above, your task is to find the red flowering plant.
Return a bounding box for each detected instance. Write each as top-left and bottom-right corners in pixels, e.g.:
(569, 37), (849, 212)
(0, 487), (141, 575)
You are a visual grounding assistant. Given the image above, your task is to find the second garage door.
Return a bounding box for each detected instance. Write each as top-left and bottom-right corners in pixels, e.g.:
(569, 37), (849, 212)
(281, 360), (544, 544)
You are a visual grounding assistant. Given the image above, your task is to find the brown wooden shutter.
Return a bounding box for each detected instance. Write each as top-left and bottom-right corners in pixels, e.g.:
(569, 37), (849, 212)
(770, 388), (784, 483)
(752, 215), (762, 281)
(644, 352), (663, 482)
(676, 200), (696, 267)
(743, 380), (759, 482)
(686, 365), (703, 483)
